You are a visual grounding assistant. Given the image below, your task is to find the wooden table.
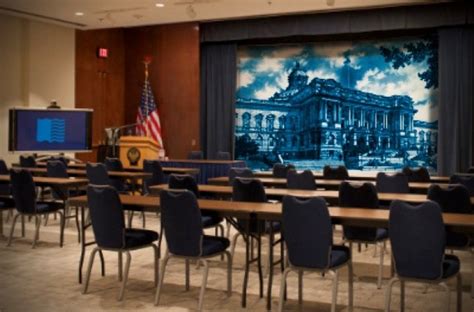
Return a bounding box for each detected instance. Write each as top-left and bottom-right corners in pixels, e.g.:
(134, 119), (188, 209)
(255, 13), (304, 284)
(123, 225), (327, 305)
(207, 176), (452, 193)
(69, 193), (474, 310)
(0, 175), (88, 187)
(253, 170), (450, 183)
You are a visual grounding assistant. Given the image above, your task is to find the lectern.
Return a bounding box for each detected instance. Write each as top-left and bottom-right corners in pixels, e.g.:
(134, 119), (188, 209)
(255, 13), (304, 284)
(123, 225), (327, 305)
(118, 136), (161, 169)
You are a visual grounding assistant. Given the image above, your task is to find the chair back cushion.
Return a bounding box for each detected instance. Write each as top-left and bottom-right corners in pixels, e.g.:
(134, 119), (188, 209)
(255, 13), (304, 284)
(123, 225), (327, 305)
(402, 166), (430, 182)
(323, 165), (349, 180)
(86, 163), (110, 185)
(160, 190), (203, 256)
(0, 159), (8, 174)
(188, 151), (203, 160)
(287, 170), (317, 190)
(169, 174), (199, 197)
(449, 175), (474, 196)
(47, 160), (69, 199)
(143, 160), (164, 194)
(19, 155), (36, 168)
(232, 178), (267, 202)
(87, 185), (125, 249)
(105, 158), (124, 171)
(376, 172), (410, 193)
(216, 151), (231, 160)
(427, 184), (472, 214)
(10, 169), (37, 214)
(283, 196), (332, 269)
(0, 159), (10, 195)
(228, 167), (254, 185)
(389, 200), (445, 279)
(272, 163), (296, 178)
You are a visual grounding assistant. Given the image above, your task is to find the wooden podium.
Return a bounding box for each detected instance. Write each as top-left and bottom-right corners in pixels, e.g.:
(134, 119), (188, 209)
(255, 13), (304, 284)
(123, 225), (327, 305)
(119, 136), (161, 169)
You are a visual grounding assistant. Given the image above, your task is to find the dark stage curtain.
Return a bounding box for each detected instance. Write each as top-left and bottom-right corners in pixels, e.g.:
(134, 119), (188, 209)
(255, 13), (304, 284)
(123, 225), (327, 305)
(200, 43), (237, 159)
(438, 27), (474, 175)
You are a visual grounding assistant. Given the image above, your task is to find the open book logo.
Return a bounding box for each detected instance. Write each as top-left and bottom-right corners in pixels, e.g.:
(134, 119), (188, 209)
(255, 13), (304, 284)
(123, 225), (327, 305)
(36, 118), (65, 143)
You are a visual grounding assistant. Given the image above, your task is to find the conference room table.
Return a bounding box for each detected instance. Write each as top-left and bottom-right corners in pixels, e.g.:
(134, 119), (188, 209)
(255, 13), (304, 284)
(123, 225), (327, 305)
(207, 176), (452, 193)
(68, 193), (474, 311)
(253, 170), (451, 183)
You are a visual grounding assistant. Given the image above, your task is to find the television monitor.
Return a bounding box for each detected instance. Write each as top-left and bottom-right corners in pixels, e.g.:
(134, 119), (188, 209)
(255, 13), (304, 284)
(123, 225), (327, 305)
(8, 107), (93, 152)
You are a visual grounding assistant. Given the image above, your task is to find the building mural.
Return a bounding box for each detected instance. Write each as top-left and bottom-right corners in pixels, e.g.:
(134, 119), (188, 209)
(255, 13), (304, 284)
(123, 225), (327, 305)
(235, 36), (438, 172)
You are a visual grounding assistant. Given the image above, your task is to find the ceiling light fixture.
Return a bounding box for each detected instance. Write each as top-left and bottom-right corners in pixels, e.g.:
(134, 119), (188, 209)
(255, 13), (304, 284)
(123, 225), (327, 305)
(75, 12), (84, 16)
(155, 3), (165, 7)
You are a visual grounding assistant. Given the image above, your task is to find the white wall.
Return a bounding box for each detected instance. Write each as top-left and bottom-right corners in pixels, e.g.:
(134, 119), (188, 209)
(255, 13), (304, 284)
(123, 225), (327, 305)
(0, 14), (75, 165)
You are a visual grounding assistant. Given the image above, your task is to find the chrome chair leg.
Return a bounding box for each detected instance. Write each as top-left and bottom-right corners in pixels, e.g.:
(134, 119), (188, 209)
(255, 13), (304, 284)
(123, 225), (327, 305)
(59, 211), (65, 247)
(152, 244), (160, 287)
(185, 259), (190, 291)
(154, 253), (171, 306)
(32, 215), (41, 249)
(330, 270), (339, 312)
(141, 211), (146, 228)
(230, 232), (241, 262)
(118, 251), (123, 281)
(278, 267), (292, 312)
(7, 213), (20, 246)
(225, 251), (232, 296)
(298, 270), (303, 304)
(384, 277), (398, 312)
(118, 251), (131, 301)
(83, 247), (100, 294)
(198, 259), (209, 312)
(439, 281), (450, 312)
(21, 215), (25, 237)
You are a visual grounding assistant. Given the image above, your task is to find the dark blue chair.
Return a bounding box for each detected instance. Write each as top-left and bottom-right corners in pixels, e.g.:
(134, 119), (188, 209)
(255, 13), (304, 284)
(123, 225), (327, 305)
(0, 159), (15, 236)
(188, 151), (203, 160)
(279, 196), (353, 312)
(155, 190), (231, 310)
(386, 200), (462, 311)
(287, 170), (317, 190)
(272, 163), (296, 178)
(339, 181), (386, 289)
(86, 163), (110, 185)
(169, 174), (224, 235)
(19, 155), (36, 168)
(376, 172), (410, 193)
(402, 166), (431, 182)
(143, 160), (165, 195)
(104, 158), (129, 193)
(228, 167), (254, 185)
(449, 175), (474, 196)
(323, 165), (349, 180)
(216, 151), (231, 160)
(7, 169), (65, 248)
(83, 185), (159, 301)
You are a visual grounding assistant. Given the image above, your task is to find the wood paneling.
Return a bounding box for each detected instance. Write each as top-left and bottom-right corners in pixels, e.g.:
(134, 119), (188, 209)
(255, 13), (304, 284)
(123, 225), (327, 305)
(124, 23), (200, 159)
(75, 28), (125, 162)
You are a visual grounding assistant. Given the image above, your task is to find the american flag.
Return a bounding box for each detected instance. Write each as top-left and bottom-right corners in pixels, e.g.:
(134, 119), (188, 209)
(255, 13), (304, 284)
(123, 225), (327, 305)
(136, 78), (163, 148)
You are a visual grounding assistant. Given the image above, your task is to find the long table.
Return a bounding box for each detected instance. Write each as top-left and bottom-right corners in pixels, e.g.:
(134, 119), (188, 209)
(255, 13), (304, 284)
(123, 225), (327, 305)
(0, 174), (88, 187)
(253, 170), (450, 183)
(207, 176), (452, 192)
(69, 193), (474, 310)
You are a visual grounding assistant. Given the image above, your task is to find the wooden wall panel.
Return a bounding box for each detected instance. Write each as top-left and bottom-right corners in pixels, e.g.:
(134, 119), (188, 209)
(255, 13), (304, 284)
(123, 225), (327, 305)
(124, 23), (200, 159)
(75, 28), (125, 162)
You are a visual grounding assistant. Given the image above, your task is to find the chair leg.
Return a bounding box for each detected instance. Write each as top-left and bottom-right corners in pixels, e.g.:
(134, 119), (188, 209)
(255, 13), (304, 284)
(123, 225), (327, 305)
(58, 211), (65, 247)
(384, 277), (398, 312)
(44, 213), (49, 226)
(439, 281), (451, 312)
(154, 253), (170, 306)
(83, 247), (100, 294)
(118, 251), (131, 301)
(198, 259), (209, 312)
(141, 211), (146, 228)
(278, 267), (291, 312)
(378, 241), (385, 289)
(230, 232), (241, 262)
(127, 211), (134, 228)
(225, 251), (232, 296)
(456, 273), (462, 312)
(152, 244), (160, 287)
(75, 207), (80, 243)
(32, 215), (41, 249)
(6, 209), (13, 222)
(400, 280), (405, 312)
(330, 270), (339, 312)
(21, 215), (25, 237)
(118, 251), (123, 281)
(348, 260), (354, 312)
(185, 259), (190, 291)
(7, 213), (20, 246)
(298, 270), (303, 304)
(470, 248), (474, 298)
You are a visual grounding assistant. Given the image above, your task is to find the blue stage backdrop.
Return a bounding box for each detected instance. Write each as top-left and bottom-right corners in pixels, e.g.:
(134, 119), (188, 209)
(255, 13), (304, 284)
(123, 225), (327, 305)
(234, 36), (438, 172)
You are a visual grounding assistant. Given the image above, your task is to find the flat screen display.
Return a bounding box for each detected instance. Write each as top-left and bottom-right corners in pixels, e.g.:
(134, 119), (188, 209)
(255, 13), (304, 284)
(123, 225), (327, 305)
(9, 108), (93, 152)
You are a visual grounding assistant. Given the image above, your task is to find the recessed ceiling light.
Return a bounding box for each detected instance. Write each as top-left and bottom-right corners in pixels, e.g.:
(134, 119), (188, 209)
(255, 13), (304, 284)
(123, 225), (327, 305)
(155, 3), (165, 8)
(75, 12), (84, 16)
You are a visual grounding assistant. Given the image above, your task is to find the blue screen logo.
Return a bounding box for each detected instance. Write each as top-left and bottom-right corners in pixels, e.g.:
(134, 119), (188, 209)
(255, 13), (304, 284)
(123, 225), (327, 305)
(36, 118), (65, 143)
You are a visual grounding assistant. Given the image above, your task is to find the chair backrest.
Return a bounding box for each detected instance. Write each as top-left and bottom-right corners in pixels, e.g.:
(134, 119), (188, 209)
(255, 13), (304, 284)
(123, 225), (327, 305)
(323, 165), (349, 180)
(86, 163), (110, 185)
(0, 159), (8, 174)
(402, 166), (431, 182)
(216, 151), (231, 160)
(272, 163), (296, 178)
(48, 156), (69, 166)
(168, 174), (199, 197)
(427, 184), (472, 214)
(339, 182), (379, 208)
(283, 196), (332, 269)
(19, 155), (36, 168)
(376, 172), (410, 193)
(160, 190), (203, 257)
(87, 185), (125, 249)
(143, 160), (164, 194)
(228, 167), (254, 185)
(47, 160), (69, 199)
(10, 169), (37, 214)
(188, 151), (203, 160)
(449, 175), (474, 196)
(389, 200), (445, 280)
(0, 159), (10, 195)
(232, 178), (267, 202)
(105, 158), (124, 171)
(287, 170), (317, 190)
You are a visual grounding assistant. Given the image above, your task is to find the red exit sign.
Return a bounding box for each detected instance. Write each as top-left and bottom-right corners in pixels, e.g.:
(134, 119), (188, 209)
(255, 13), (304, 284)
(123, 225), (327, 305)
(97, 47), (108, 58)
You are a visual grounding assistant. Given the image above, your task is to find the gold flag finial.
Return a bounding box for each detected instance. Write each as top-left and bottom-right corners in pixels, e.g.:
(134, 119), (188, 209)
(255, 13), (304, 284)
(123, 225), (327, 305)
(143, 56), (152, 79)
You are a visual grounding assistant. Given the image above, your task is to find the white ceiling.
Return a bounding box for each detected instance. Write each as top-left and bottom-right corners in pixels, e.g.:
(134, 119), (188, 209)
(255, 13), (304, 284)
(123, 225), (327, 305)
(0, 0), (443, 30)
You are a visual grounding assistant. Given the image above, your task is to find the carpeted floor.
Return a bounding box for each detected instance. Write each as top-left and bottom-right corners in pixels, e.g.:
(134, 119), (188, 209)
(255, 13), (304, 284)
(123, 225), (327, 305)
(0, 211), (472, 311)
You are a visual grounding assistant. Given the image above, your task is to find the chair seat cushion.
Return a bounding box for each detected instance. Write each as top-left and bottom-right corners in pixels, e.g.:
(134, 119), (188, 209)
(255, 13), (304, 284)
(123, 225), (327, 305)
(442, 254), (460, 279)
(329, 245), (351, 268)
(201, 215), (224, 228)
(36, 203), (62, 214)
(446, 231), (470, 248)
(124, 228), (159, 248)
(201, 235), (230, 256)
(343, 226), (388, 242)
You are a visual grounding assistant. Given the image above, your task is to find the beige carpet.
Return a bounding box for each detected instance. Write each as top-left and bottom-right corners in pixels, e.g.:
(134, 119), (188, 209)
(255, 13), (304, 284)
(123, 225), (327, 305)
(0, 211), (472, 311)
